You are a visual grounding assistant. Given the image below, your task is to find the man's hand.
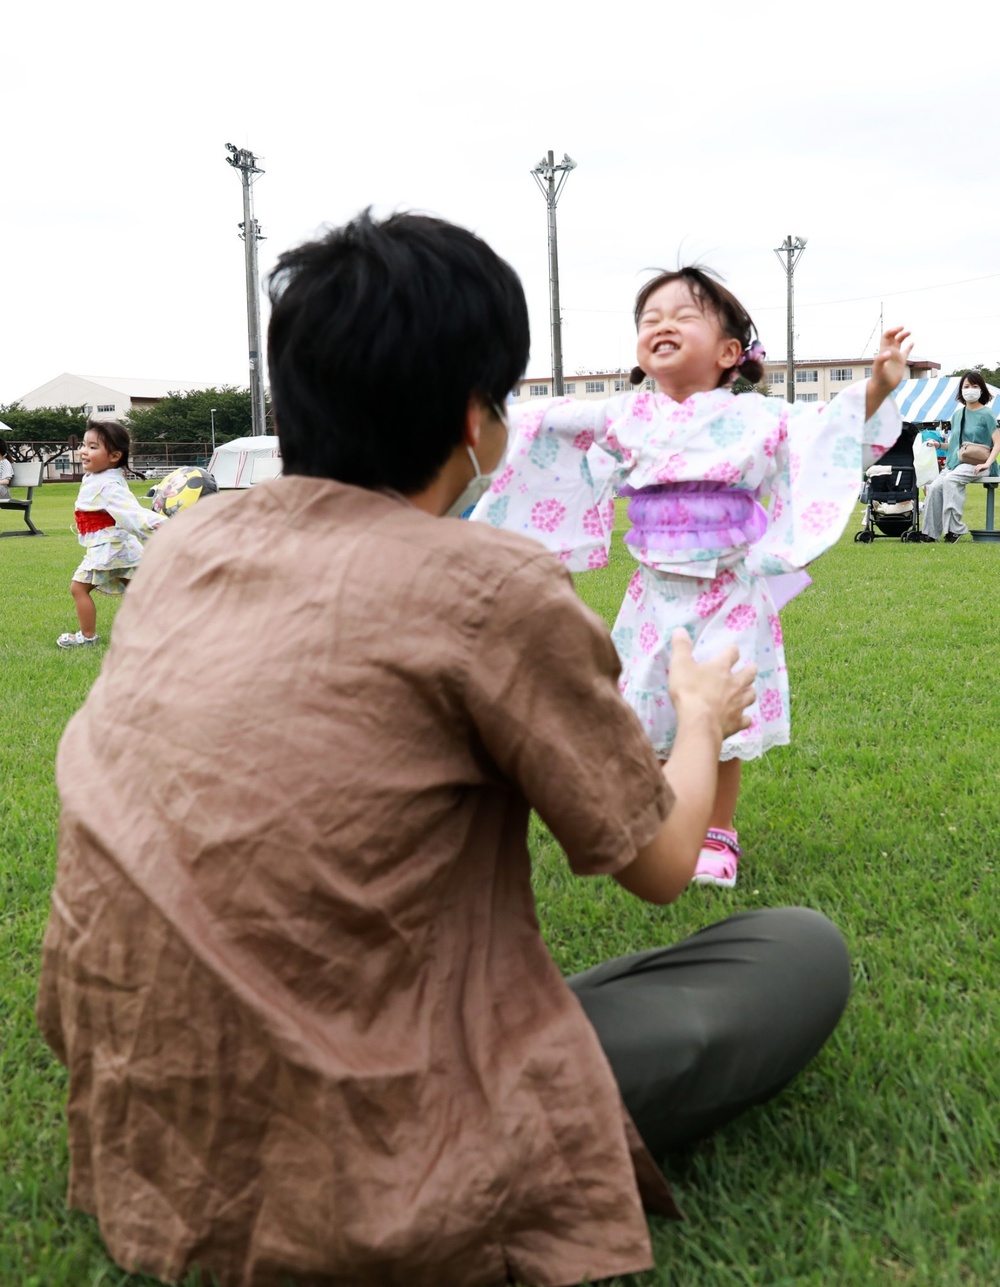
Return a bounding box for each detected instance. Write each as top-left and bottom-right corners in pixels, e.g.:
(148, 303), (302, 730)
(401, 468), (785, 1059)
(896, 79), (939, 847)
(667, 629), (757, 741)
(866, 326), (913, 420)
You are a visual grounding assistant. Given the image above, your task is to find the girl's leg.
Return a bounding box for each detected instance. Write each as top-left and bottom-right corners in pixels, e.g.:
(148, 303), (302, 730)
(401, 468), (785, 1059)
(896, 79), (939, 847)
(709, 758), (741, 831)
(71, 579), (98, 638)
(569, 907), (851, 1156)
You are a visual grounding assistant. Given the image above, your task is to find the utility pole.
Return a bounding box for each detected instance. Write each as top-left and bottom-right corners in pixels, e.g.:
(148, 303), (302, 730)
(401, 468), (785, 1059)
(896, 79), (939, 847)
(225, 143), (268, 437)
(531, 151), (576, 396)
(773, 234), (807, 404)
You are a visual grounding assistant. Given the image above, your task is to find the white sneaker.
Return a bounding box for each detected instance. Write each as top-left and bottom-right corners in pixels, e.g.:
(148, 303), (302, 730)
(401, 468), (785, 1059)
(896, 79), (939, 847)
(56, 631), (99, 648)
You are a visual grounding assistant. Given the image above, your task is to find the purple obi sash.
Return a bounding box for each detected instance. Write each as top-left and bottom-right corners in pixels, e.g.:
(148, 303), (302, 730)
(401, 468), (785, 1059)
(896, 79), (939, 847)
(620, 481), (768, 554)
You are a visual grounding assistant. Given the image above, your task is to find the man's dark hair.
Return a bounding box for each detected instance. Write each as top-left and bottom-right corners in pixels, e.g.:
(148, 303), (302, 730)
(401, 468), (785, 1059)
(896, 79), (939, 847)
(959, 370), (991, 406)
(267, 210), (530, 492)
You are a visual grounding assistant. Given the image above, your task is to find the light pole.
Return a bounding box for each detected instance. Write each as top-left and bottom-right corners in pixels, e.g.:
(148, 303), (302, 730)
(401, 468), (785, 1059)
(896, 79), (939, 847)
(773, 235), (807, 403)
(225, 143), (268, 437)
(210, 408), (218, 453)
(531, 151), (577, 397)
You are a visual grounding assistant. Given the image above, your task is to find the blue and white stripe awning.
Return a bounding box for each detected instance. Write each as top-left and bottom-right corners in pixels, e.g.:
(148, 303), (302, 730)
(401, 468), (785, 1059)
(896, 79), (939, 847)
(892, 376), (1000, 423)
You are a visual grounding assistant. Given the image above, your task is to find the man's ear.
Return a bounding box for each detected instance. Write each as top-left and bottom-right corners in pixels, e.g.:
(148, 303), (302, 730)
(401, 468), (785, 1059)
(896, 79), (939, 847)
(463, 398), (483, 451)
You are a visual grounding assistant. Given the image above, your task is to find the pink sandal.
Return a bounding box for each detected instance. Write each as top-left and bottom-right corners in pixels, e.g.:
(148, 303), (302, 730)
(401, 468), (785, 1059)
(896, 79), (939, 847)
(692, 828), (741, 889)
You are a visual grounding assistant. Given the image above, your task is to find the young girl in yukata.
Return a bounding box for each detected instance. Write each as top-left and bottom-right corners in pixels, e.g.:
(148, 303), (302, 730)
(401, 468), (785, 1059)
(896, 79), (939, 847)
(57, 421), (165, 649)
(471, 267), (911, 887)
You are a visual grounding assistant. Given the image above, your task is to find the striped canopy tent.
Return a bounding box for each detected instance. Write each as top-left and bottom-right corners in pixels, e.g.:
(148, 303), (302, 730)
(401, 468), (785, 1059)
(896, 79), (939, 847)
(892, 376), (1000, 423)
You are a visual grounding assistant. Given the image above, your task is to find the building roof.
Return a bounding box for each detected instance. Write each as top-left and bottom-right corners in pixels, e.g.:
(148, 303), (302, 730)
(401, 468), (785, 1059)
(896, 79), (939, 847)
(15, 373), (223, 411)
(77, 375), (217, 398)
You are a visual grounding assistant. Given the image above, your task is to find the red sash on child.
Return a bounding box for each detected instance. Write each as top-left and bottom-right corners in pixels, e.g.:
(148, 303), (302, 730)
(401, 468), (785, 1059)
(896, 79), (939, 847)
(75, 509), (115, 534)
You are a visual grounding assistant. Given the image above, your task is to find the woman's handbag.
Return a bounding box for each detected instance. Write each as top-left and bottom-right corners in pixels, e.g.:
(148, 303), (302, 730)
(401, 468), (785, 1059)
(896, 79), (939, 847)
(958, 441), (990, 465)
(957, 407), (991, 466)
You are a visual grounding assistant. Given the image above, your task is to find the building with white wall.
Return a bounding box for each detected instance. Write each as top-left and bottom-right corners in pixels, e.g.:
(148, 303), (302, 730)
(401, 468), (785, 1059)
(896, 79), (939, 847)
(515, 357), (940, 403)
(15, 374), (217, 418)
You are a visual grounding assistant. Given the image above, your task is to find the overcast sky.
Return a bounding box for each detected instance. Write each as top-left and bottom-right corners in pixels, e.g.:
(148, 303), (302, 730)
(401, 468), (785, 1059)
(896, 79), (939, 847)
(2, 0), (995, 406)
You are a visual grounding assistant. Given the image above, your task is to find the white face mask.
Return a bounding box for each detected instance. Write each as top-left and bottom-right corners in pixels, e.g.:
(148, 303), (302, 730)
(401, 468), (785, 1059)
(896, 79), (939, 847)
(444, 401), (510, 518)
(962, 386), (980, 403)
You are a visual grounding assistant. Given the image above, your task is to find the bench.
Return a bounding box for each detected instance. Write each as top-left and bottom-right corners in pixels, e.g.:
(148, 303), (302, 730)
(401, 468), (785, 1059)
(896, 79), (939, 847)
(0, 461), (45, 537)
(967, 478), (999, 544)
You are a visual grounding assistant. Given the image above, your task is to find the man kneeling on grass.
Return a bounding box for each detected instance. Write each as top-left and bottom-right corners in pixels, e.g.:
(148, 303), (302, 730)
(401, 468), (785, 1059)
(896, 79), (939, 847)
(37, 210), (851, 1287)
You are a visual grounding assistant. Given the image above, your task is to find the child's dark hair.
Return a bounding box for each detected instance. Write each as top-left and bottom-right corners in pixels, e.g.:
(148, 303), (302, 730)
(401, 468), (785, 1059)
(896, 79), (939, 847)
(87, 419), (131, 471)
(0, 436), (8, 458)
(959, 370), (991, 407)
(630, 266), (764, 388)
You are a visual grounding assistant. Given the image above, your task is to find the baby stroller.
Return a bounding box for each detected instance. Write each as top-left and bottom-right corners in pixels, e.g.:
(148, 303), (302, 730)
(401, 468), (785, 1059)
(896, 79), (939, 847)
(855, 423), (928, 543)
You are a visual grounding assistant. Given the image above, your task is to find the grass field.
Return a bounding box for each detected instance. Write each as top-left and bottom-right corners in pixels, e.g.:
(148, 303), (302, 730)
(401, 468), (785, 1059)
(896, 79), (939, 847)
(2, 483), (998, 1286)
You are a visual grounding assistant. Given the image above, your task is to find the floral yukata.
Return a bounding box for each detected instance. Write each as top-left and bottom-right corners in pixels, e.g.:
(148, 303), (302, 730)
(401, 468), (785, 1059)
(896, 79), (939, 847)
(72, 469), (164, 594)
(471, 383), (901, 760)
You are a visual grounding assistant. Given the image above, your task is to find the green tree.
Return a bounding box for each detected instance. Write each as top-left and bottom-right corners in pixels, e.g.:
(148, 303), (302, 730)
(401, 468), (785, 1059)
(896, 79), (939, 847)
(948, 363), (1000, 386)
(732, 376), (772, 396)
(126, 387), (268, 444)
(0, 402), (89, 441)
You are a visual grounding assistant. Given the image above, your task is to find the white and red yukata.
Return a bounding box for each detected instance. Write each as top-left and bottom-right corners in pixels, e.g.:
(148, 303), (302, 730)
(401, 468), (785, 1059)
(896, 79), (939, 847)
(471, 383), (901, 759)
(71, 469), (165, 594)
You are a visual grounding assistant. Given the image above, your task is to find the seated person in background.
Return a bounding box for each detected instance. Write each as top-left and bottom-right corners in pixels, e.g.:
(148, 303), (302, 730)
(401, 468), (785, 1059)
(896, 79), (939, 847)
(0, 436), (13, 500)
(37, 210), (852, 1287)
(922, 372), (1000, 541)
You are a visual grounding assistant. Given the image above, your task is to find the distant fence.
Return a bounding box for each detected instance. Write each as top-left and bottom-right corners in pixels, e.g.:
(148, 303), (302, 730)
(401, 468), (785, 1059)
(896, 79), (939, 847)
(5, 441), (214, 482)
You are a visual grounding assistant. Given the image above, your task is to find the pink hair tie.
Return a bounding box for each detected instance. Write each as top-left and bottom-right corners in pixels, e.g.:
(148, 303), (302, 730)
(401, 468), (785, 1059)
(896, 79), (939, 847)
(739, 340), (766, 366)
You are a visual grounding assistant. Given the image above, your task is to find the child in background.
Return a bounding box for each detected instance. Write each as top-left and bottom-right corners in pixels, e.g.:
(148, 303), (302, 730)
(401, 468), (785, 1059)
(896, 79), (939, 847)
(472, 267), (910, 887)
(57, 421), (165, 649)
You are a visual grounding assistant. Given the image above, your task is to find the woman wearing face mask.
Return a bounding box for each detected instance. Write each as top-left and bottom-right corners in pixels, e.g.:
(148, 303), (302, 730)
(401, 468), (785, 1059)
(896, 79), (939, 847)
(921, 371), (1000, 541)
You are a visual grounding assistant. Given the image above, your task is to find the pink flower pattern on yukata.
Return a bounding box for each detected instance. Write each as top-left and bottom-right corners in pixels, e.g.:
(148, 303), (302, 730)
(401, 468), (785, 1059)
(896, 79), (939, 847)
(530, 499), (566, 532)
(768, 614), (783, 647)
(573, 429), (595, 452)
(705, 460), (741, 485)
(626, 570), (644, 602)
(521, 410), (545, 441)
(759, 688), (783, 722)
(800, 501), (839, 535)
(788, 450), (802, 484)
(762, 426), (782, 458)
(670, 399), (697, 423)
(725, 604), (757, 631)
(639, 622), (659, 654)
(582, 506), (605, 538)
(602, 499), (615, 532)
(694, 570), (736, 620)
(490, 466), (513, 495)
(588, 548), (609, 569)
(631, 393), (654, 421)
(654, 453), (687, 483)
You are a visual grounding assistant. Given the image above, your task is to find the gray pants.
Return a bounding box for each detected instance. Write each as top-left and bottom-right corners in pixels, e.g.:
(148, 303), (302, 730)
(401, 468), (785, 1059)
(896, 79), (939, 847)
(569, 907), (850, 1158)
(922, 464), (979, 539)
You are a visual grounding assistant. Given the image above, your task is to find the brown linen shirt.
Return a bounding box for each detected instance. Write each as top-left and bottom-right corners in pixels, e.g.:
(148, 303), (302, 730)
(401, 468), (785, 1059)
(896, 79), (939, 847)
(37, 476), (677, 1287)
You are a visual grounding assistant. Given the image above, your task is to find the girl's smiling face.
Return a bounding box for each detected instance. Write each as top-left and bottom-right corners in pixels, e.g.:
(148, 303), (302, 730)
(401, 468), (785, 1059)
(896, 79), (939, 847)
(636, 280), (742, 399)
(80, 430), (122, 474)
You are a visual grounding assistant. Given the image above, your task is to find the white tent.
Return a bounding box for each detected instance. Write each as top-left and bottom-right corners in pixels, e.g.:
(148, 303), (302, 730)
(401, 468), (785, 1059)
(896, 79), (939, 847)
(207, 436), (281, 488)
(892, 376), (1000, 423)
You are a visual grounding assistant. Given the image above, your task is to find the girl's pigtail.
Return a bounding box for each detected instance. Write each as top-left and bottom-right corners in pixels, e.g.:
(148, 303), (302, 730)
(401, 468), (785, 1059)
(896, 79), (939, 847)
(738, 356), (765, 385)
(630, 366), (646, 386)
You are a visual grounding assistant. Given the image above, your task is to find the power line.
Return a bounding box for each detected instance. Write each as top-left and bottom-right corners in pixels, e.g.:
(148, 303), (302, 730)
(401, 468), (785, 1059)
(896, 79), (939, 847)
(565, 269), (1000, 318)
